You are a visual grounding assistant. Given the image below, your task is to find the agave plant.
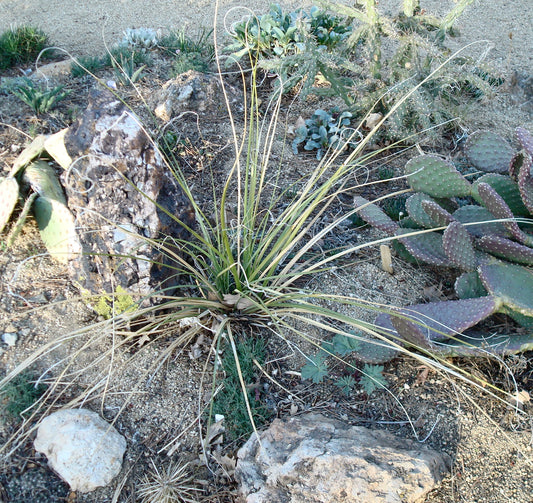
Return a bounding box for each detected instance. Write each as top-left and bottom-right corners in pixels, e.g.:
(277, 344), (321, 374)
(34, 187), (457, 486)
(0, 132), (80, 262)
(356, 127), (533, 358)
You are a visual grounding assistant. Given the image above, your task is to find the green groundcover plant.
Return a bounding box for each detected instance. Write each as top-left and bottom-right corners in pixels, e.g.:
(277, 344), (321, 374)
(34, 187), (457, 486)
(0, 25), (49, 70)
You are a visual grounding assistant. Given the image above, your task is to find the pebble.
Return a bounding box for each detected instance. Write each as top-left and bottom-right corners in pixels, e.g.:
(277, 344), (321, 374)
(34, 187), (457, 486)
(2, 332), (18, 346)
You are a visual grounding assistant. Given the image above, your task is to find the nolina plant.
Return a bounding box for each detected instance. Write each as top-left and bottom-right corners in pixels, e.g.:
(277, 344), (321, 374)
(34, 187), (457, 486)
(0, 4), (528, 458)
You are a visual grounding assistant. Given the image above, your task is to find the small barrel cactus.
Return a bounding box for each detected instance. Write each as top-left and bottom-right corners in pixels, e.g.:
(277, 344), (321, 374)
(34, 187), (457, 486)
(355, 126), (533, 358)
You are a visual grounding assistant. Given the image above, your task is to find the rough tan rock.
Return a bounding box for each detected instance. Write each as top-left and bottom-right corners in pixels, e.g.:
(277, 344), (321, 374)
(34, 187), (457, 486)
(236, 413), (451, 503)
(153, 70), (242, 122)
(30, 60), (73, 80)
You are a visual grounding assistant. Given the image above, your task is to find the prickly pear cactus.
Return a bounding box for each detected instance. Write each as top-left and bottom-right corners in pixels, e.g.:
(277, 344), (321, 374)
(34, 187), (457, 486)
(33, 196), (81, 263)
(464, 130), (514, 173)
(405, 155), (471, 198)
(354, 126), (533, 359)
(0, 177), (19, 233)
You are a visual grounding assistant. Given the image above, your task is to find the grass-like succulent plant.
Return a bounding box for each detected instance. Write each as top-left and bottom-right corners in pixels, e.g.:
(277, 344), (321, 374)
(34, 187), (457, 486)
(11, 78), (70, 115)
(356, 126), (533, 358)
(137, 459), (202, 503)
(159, 28), (215, 74)
(0, 134), (80, 262)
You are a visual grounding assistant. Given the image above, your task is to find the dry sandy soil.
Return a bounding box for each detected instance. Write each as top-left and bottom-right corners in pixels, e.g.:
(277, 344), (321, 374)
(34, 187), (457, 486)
(0, 1), (533, 503)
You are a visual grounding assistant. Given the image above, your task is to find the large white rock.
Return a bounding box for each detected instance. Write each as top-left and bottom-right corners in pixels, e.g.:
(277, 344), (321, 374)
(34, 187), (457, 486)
(236, 413), (451, 503)
(34, 408), (127, 493)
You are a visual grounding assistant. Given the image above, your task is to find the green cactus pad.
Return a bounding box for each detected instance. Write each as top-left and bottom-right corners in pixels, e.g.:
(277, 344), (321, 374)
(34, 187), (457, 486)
(442, 221), (477, 271)
(516, 127), (533, 157)
(477, 235), (533, 265)
(405, 155), (471, 198)
(509, 153), (522, 182)
(472, 174), (529, 217)
(464, 130), (514, 173)
(452, 205), (509, 238)
(420, 200), (455, 227)
(479, 261), (533, 316)
(430, 332), (533, 357)
(397, 229), (452, 266)
(390, 296), (499, 344)
(517, 153), (533, 214)
(500, 306), (533, 328)
(477, 182), (533, 246)
(405, 193), (440, 228)
(354, 336), (401, 364)
(33, 196), (81, 263)
(354, 196), (399, 234)
(43, 128), (73, 170)
(455, 271), (488, 299)
(9, 135), (47, 177)
(391, 240), (418, 264)
(0, 177), (20, 234)
(22, 161), (67, 204)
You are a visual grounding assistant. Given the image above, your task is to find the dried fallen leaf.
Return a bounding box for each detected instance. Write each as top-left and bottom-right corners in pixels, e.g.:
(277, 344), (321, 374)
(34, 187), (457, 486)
(414, 365), (432, 386)
(212, 452), (236, 476)
(222, 293), (255, 310)
(380, 244), (393, 274)
(365, 112), (383, 130)
(509, 390), (530, 410)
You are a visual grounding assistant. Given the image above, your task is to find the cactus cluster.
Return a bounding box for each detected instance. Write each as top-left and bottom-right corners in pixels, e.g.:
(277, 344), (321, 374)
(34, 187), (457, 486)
(0, 132), (80, 262)
(356, 126), (533, 358)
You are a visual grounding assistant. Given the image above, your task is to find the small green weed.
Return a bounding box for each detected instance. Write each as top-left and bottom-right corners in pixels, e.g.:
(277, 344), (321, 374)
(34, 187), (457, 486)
(0, 25), (49, 70)
(104, 46), (151, 67)
(71, 55), (105, 78)
(159, 28), (215, 75)
(172, 51), (211, 75)
(11, 78), (69, 114)
(301, 333), (389, 395)
(88, 286), (137, 320)
(0, 372), (46, 419)
(212, 338), (272, 441)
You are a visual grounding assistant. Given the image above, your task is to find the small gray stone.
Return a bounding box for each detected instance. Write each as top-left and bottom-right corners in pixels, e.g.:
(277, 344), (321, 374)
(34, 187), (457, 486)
(236, 413), (451, 503)
(2, 332), (18, 346)
(34, 408), (127, 493)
